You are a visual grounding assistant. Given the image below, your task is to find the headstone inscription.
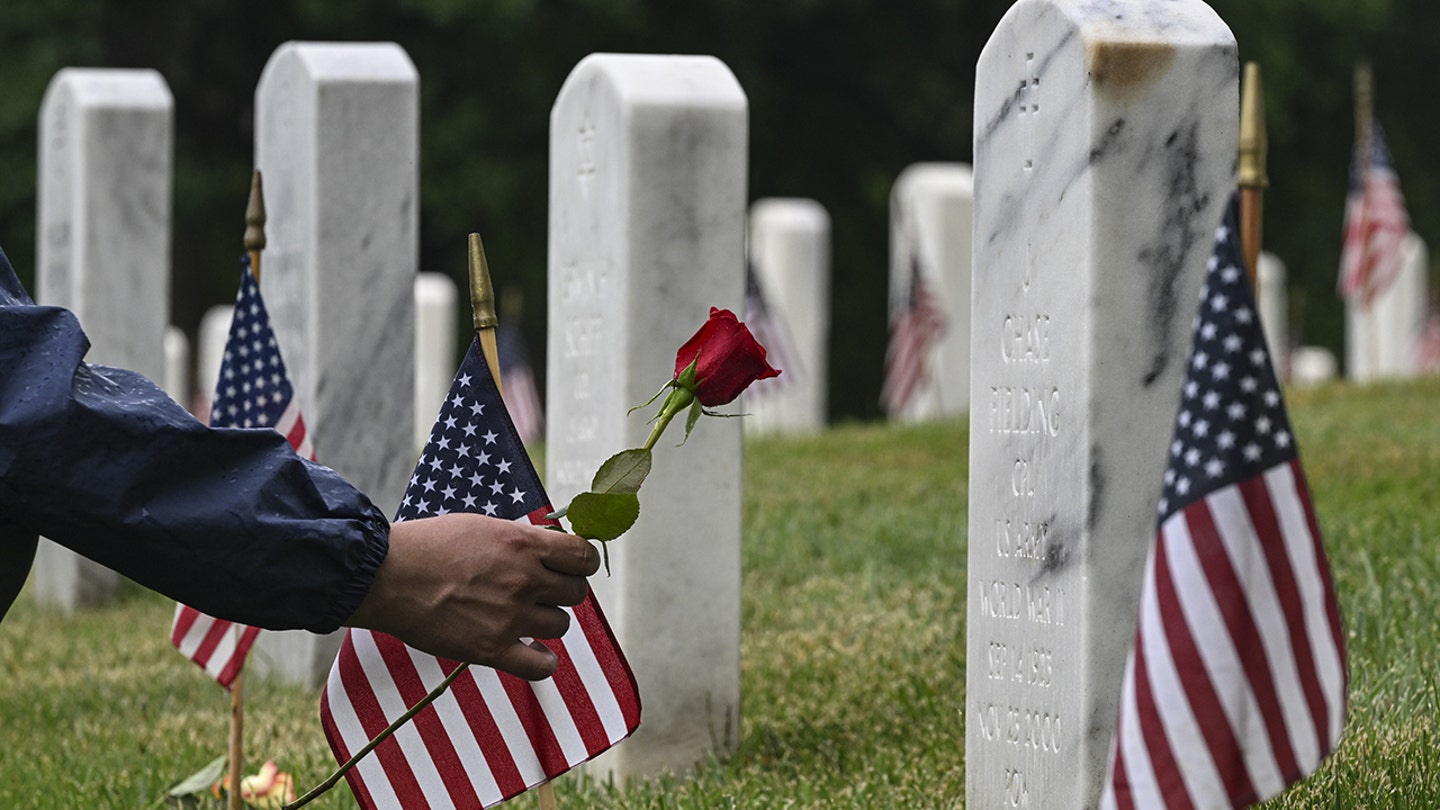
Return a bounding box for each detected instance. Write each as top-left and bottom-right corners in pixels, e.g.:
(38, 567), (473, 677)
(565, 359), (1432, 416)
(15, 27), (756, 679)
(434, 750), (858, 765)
(967, 2), (1237, 807)
(31, 68), (173, 612)
(250, 41), (418, 689)
(745, 197), (830, 435)
(547, 53), (747, 783)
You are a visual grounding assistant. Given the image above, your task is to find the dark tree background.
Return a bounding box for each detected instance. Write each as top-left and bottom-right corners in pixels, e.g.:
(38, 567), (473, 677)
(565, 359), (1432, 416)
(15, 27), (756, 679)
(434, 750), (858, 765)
(0, 0), (1430, 421)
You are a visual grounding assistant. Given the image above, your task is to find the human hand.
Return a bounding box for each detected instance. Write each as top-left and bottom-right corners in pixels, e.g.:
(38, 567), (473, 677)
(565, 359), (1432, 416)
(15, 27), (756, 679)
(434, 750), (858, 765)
(345, 513), (600, 680)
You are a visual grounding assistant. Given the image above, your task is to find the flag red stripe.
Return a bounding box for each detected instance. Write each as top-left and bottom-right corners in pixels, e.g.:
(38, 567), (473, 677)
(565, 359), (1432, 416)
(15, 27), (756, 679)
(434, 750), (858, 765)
(1131, 619), (1196, 810)
(189, 618), (232, 670)
(213, 626), (260, 687)
(170, 607), (199, 647)
(1109, 743), (1136, 810)
(375, 636), (475, 807)
(335, 635), (427, 807)
(499, 675), (569, 776)
(573, 594), (643, 729)
(1290, 462), (1347, 697)
(442, 663), (529, 799)
(1238, 475), (1330, 749)
(319, 676), (382, 810)
(1154, 528), (1257, 804)
(1186, 502), (1301, 779)
(544, 636), (610, 757)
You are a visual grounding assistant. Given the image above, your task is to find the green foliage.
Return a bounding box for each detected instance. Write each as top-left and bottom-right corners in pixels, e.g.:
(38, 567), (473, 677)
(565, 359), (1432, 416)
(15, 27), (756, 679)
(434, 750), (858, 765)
(2, 378), (1440, 806)
(589, 447), (651, 495)
(564, 491), (639, 543)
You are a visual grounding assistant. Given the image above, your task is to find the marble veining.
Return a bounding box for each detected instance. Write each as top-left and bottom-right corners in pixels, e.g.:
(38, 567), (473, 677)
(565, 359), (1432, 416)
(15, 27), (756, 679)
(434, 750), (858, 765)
(967, 1), (1237, 807)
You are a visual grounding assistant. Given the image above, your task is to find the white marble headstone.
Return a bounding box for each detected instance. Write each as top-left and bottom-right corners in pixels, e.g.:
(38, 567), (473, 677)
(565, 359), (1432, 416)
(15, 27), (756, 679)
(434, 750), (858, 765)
(1258, 251), (1288, 379)
(32, 68), (173, 612)
(1346, 231), (1428, 381)
(888, 163), (974, 421)
(196, 304), (234, 418)
(162, 325), (192, 406)
(745, 197), (830, 434)
(1290, 346), (1338, 387)
(547, 53), (747, 783)
(414, 271), (458, 449)
(251, 41), (419, 689)
(968, 2), (1237, 806)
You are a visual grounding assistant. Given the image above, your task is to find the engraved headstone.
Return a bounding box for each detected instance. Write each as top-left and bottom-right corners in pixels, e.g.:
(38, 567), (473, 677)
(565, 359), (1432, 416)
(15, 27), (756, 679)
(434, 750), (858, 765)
(251, 41), (418, 688)
(967, 2), (1237, 806)
(32, 68), (173, 612)
(1346, 231), (1428, 381)
(745, 197), (830, 434)
(888, 163), (974, 421)
(414, 271), (458, 449)
(547, 53), (747, 782)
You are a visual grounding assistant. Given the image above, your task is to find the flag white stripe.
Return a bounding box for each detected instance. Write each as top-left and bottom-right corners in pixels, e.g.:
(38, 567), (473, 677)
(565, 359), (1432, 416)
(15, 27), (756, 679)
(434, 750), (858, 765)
(409, 648), (505, 806)
(353, 631), (459, 810)
(1140, 538), (1228, 807)
(1264, 464), (1347, 746)
(1115, 622), (1164, 809)
(530, 662), (590, 765)
(470, 666), (549, 788)
(1165, 513), (1286, 796)
(172, 610), (208, 661)
(563, 612), (630, 742)
(202, 626), (241, 681)
(324, 644), (403, 810)
(1208, 486), (1322, 773)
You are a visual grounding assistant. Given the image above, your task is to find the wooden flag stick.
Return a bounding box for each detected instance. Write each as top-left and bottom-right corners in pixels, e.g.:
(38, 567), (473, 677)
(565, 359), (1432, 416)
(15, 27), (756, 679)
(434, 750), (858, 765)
(227, 169), (266, 810)
(1238, 62), (1267, 288)
(467, 234), (559, 810)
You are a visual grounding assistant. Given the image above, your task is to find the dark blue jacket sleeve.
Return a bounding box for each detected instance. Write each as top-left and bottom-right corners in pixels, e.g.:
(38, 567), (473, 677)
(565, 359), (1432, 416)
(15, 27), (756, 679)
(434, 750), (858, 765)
(0, 248), (388, 632)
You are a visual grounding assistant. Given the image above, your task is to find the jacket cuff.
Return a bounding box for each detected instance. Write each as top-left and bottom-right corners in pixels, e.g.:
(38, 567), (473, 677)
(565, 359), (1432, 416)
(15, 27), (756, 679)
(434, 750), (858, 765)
(313, 507), (390, 634)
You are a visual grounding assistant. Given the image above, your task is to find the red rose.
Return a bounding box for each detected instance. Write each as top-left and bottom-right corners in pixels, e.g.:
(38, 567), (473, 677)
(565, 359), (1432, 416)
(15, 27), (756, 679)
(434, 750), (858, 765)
(672, 307), (781, 406)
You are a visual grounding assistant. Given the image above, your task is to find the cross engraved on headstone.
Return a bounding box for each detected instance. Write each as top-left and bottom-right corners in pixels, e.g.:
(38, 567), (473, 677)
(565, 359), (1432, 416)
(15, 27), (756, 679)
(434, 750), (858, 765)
(577, 116), (598, 194)
(1019, 53), (1038, 172)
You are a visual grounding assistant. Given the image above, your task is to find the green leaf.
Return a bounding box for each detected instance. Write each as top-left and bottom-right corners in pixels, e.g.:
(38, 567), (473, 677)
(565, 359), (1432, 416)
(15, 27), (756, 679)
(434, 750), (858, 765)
(544, 506), (568, 521)
(680, 397), (704, 446)
(628, 380), (673, 415)
(566, 492), (640, 542)
(167, 755), (227, 798)
(590, 448), (652, 494)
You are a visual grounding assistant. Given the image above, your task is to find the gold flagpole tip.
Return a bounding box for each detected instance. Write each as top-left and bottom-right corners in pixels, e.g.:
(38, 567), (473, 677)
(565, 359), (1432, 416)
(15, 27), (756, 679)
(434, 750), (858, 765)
(244, 170), (267, 253)
(468, 233), (498, 332)
(1238, 62), (1268, 189)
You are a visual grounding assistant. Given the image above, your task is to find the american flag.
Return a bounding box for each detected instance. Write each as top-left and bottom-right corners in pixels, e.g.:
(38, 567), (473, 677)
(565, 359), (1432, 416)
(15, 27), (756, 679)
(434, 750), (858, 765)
(497, 323), (544, 446)
(880, 255), (947, 418)
(1102, 196), (1347, 809)
(1339, 120), (1410, 307)
(743, 260), (799, 396)
(170, 254), (314, 689)
(320, 336), (640, 810)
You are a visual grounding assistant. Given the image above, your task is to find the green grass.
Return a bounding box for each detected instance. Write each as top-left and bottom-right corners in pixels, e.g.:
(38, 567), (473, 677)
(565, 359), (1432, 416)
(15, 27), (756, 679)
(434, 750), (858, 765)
(2, 378), (1437, 808)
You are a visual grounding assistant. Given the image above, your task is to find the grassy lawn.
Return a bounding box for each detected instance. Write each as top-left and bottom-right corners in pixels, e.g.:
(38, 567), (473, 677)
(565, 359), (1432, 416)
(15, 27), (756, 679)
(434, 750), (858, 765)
(1, 376), (1437, 808)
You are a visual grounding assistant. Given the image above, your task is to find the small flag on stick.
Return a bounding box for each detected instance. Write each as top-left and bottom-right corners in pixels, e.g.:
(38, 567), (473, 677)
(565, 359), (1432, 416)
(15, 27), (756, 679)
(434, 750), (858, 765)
(497, 322), (544, 446)
(169, 253), (314, 688)
(319, 247), (640, 809)
(742, 261), (799, 396)
(881, 255), (947, 418)
(1339, 119), (1410, 307)
(1102, 195), (1347, 809)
